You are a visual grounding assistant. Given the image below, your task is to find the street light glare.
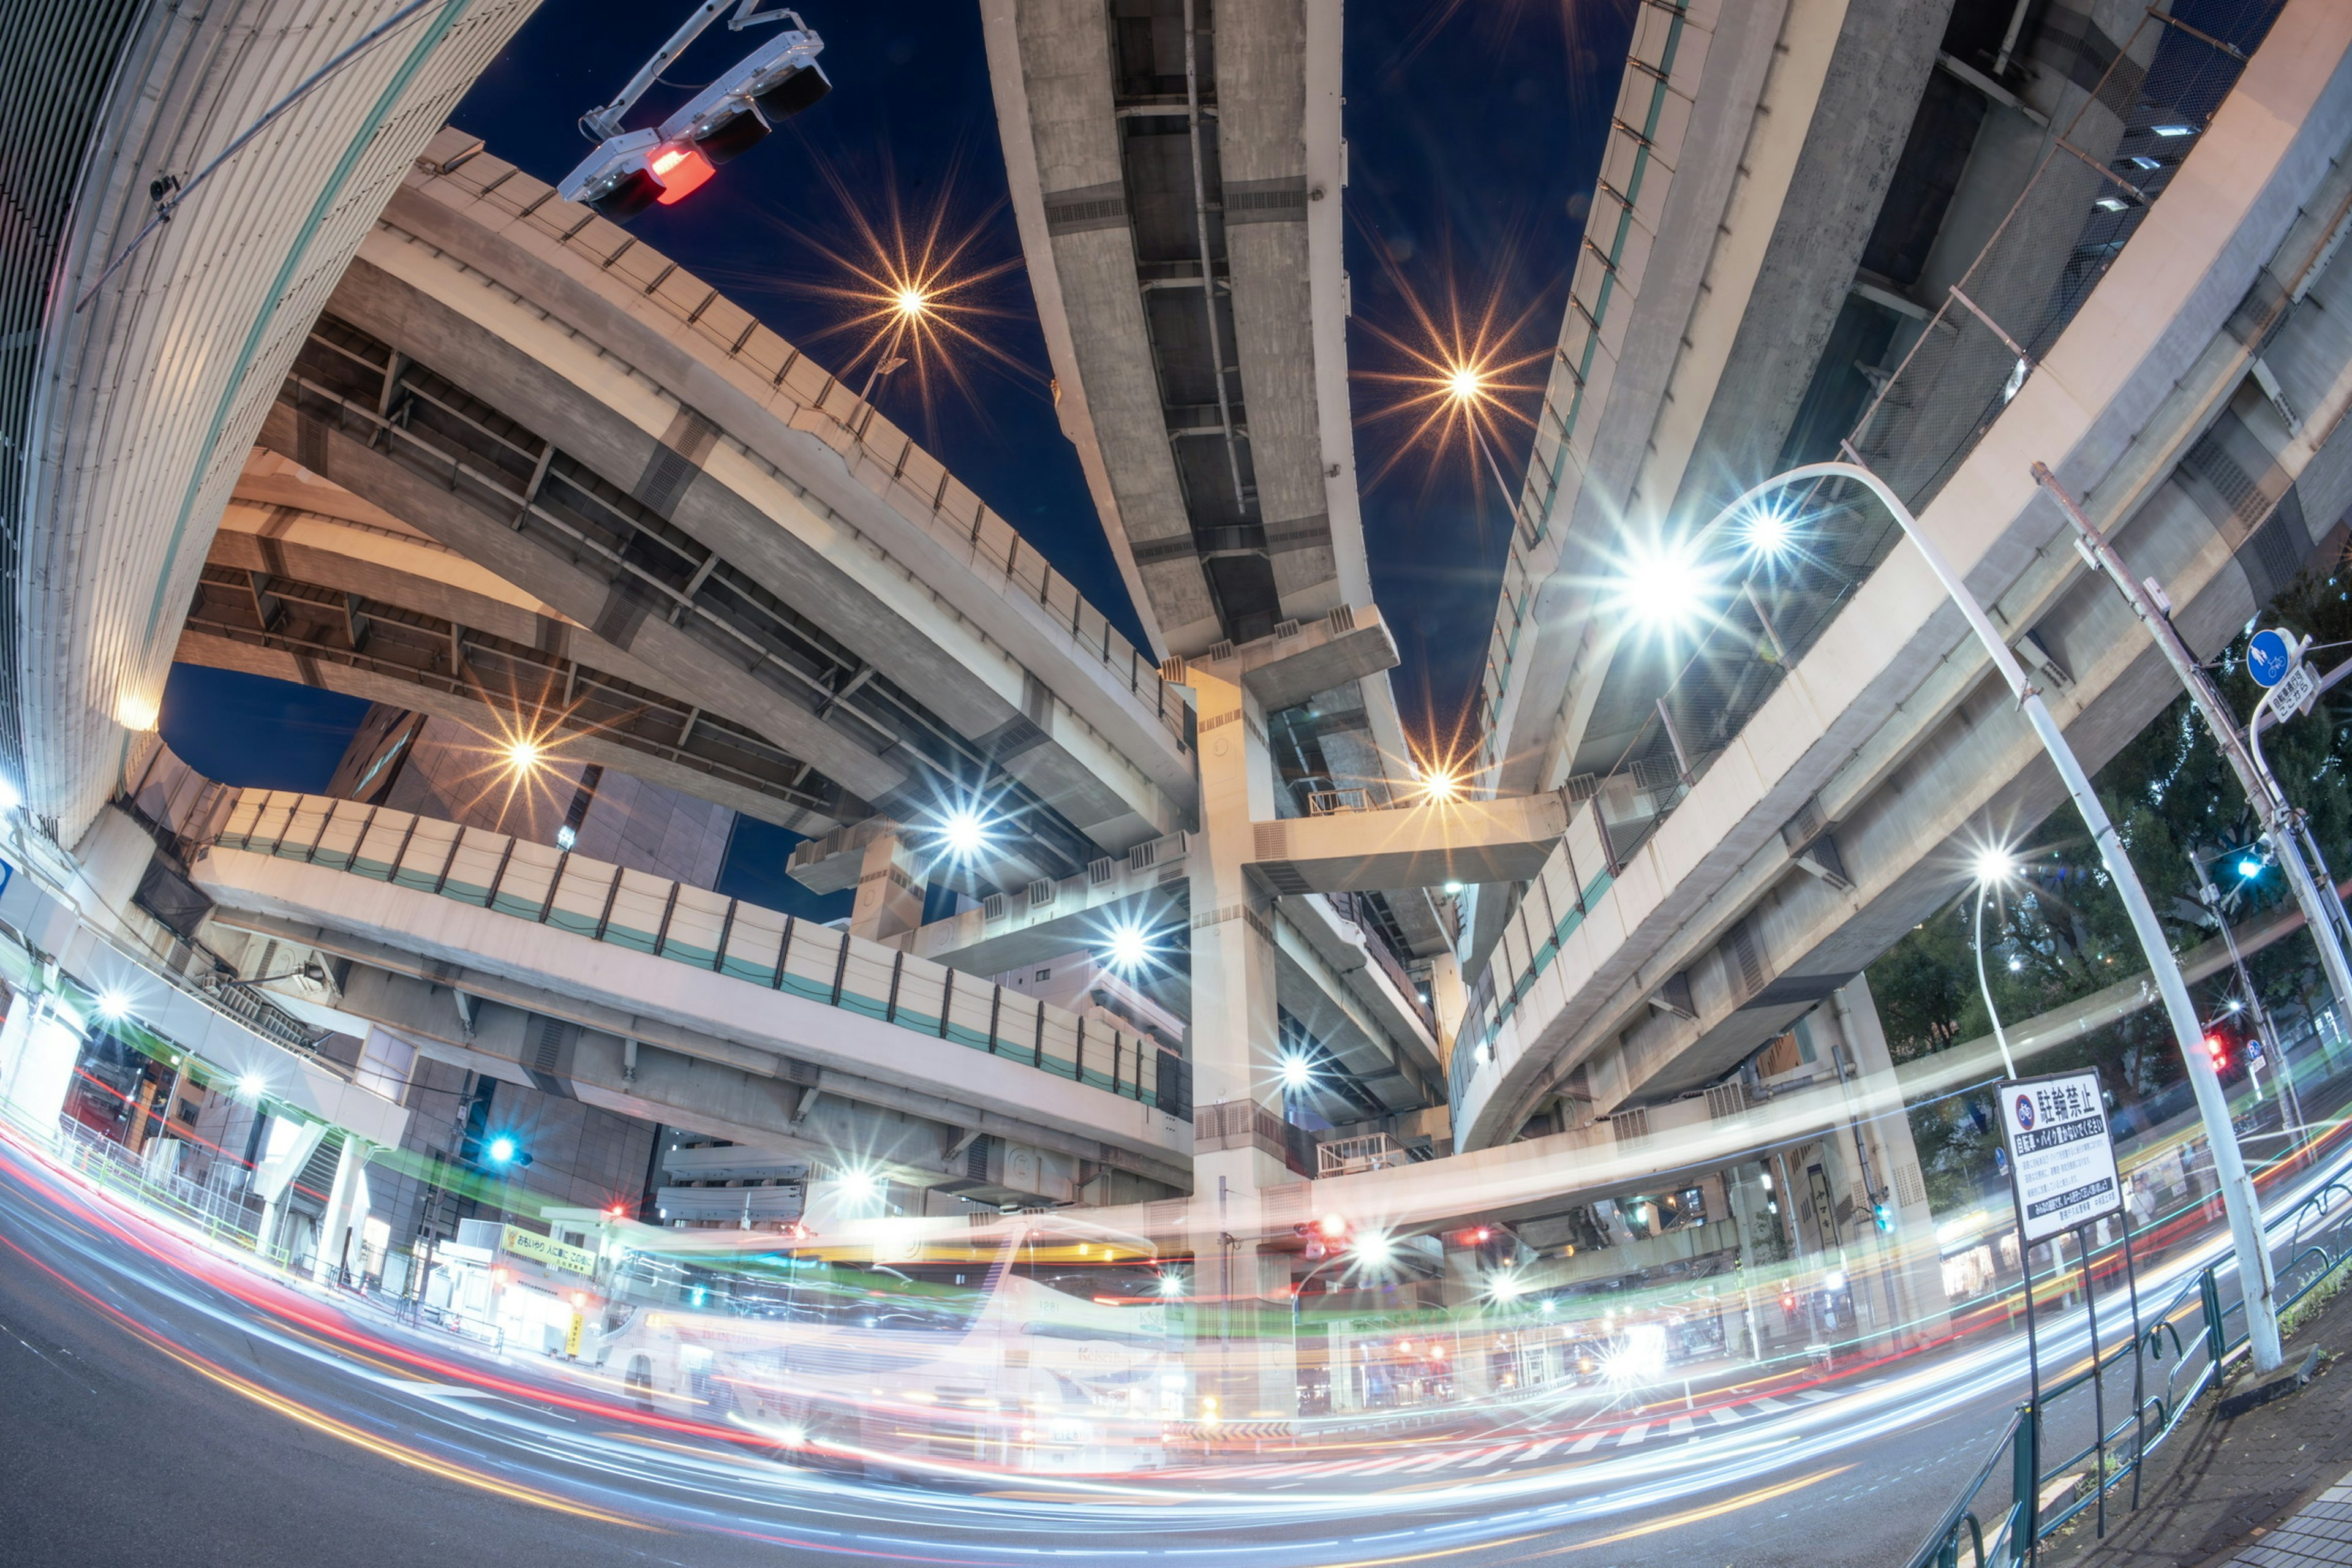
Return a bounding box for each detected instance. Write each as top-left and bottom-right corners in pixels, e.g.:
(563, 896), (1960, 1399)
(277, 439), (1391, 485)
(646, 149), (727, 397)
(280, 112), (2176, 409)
(1418, 766), (1462, 804)
(1972, 847), (2019, 885)
(486, 1135), (519, 1164)
(1278, 1054), (1314, 1091)
(1740, 502), (1796, 559)
(939, 806), (990, 858)
(1444, 364), (1484, 404)
(2239, 856), (2264, 878)
(1102, 923), (1154, 973)
(1351, 1231), (1395, 1267)
(95, 989), (130, 1022)
(1615, 535), (1716, 632)
(504, 738), (544, 772)
(894, 285), (928, 319)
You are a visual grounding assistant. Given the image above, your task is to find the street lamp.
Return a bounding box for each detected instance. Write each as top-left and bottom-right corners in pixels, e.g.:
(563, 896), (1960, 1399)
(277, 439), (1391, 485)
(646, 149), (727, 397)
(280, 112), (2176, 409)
(1696, 459), (2284, 1373)
(1971, 846), (2021, 1078)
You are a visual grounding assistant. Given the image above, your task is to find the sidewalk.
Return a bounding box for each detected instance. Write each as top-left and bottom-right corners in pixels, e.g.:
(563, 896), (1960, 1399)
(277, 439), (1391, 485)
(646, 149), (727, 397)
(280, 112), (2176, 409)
(2045, 1272), (2352, 1568)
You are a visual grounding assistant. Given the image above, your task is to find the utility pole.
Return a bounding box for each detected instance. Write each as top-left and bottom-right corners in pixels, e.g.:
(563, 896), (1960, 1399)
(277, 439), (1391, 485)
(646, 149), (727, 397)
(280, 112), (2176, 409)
(2033, 467), (2352, 1038)
(2028, 463), (2285, 1370)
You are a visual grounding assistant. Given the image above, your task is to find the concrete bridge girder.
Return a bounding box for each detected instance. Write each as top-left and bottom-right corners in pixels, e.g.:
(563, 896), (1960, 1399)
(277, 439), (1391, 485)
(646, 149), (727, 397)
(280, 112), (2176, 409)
(353, 164), (1188, 843)
(1458, 26), (2352, 1147)
(1250, 794), (1570, 895)
(185, 500), (848, 835)
(332, 964), (1099, 1206)
(190, 847), (1194, 1189)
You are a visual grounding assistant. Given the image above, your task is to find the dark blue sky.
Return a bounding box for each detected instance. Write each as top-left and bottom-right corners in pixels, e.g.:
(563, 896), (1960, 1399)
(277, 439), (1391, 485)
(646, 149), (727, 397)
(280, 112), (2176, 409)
(167, 0), (1626, 854)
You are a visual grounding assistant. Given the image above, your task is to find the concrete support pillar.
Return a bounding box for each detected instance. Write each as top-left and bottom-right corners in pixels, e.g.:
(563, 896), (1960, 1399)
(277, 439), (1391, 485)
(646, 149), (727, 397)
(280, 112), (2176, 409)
(312, 1136), (372, 1287)
(1826, 974), (1951, 1348)
(848, 823), (925, 943)
(1428, 949), (1467, 1070)
(1180, 663), (1295, 1423)
(0, 993), (82, 1144)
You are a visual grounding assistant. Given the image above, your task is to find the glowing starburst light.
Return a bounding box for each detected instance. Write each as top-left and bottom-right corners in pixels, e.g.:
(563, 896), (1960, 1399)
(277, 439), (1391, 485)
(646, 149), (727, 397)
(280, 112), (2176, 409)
(1973, 847), (2019, 885)
(1102, 923), (1155, 974)
(1740, 502), (1797, 559)
(1278, 1054), (1314, 1091)
(1614, 535), (1719, 634)
(938, 807), (991, 859)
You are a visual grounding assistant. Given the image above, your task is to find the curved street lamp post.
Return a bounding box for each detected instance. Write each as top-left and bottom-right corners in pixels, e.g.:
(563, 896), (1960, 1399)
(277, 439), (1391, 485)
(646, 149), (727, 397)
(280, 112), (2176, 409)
(1681, 461), (2282, 1373)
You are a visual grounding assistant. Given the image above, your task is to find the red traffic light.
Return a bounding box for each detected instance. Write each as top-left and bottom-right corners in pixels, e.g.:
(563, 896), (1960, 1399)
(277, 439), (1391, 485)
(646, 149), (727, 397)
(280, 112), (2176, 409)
(2204, 1032), (2230, 1066)
(647, 144), (714, 205)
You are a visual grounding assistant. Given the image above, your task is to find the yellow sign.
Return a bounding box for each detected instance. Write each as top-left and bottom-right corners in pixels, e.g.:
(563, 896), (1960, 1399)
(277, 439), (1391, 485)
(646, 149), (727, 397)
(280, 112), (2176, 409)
(564, 1311), (584, 1359)
(499, 1224), (597, 1277)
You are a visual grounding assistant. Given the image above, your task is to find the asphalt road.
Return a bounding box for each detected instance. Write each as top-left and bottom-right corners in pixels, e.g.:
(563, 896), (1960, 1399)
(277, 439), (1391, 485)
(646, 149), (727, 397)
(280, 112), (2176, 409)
(0, 1128), (2261, 1568)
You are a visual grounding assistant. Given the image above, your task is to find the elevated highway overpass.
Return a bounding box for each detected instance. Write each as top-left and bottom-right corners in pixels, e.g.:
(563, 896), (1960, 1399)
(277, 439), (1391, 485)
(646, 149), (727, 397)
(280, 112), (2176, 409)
(184, 786), (1195, 1200)
(230, 133), (1193, 899)
(1452, 0), (2352, 1149)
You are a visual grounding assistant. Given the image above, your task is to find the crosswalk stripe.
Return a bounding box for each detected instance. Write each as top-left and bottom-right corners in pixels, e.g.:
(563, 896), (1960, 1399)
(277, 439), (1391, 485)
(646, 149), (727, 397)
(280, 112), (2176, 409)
(1568, 1432), (1605, 1455)
(1395, 1451), (1465, 1473)
(1709, 1407), (1745, 1426)
(1666, 1416), (1694, 1436)
(1354, 1454), (1428, 1474)
(1463, 1447), (1513, 1468)
(1515, 1438), (1566, 1463)
(1747, 1395), (1792, 1412)
(1616, 1422), (1649, 1447)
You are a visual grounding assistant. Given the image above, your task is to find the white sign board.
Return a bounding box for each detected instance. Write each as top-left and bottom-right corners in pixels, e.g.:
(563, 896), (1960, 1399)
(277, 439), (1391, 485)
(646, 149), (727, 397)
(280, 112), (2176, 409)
(2276, 660), (2321, 718)
(1997, 1069), (2123, 1243)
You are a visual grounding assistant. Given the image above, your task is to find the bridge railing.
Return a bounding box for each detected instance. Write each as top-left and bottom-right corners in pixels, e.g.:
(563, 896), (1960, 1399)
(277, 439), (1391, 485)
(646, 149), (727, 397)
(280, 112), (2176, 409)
(205, 790), (1189, 1120)
(1907, 1156), (2352, 1567)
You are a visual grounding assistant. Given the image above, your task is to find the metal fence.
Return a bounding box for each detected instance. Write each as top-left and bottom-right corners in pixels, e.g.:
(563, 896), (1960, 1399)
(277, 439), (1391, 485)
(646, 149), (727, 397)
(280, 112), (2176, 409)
(207, 788), (1188, 1117)
(1908, 1160), (2352, 1568)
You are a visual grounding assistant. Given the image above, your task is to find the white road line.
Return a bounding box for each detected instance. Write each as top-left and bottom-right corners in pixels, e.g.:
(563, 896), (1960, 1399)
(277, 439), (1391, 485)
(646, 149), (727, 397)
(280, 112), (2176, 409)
(1568, 1432), (1605, 1455)
(1666, 1416), (1694, 1436)
(1515, 1438), (1567, 1463)
(1616, 1423), (1649, 1447)
(1747, 1395), (1793, 1412)
(1709, 1408), (1745, 1426)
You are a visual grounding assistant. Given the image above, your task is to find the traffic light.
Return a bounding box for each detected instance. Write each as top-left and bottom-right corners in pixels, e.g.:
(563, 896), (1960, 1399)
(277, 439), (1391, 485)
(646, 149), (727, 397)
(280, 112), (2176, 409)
(1873, 1200), (1895, 1234)
(484, 1134), (532, 1169)
(2204, 1031), (2232, 1073)
(559, 6), (832, 223)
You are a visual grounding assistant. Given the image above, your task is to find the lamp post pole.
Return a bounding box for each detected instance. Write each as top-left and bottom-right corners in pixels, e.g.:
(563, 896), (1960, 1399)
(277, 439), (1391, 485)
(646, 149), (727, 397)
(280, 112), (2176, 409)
(1703, 460), (2282, 1373)
(1974, 875), (2019, 1078)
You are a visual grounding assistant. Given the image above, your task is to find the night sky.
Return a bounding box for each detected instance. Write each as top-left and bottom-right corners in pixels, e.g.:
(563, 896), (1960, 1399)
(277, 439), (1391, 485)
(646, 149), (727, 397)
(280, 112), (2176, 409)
(163, 0), (1627, 867)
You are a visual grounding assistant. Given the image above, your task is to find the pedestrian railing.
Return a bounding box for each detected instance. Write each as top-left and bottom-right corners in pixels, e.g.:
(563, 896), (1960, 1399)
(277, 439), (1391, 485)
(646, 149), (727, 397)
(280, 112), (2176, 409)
(203, 788), (1190, 1118)
(1906, 1165), (2352, 1567)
